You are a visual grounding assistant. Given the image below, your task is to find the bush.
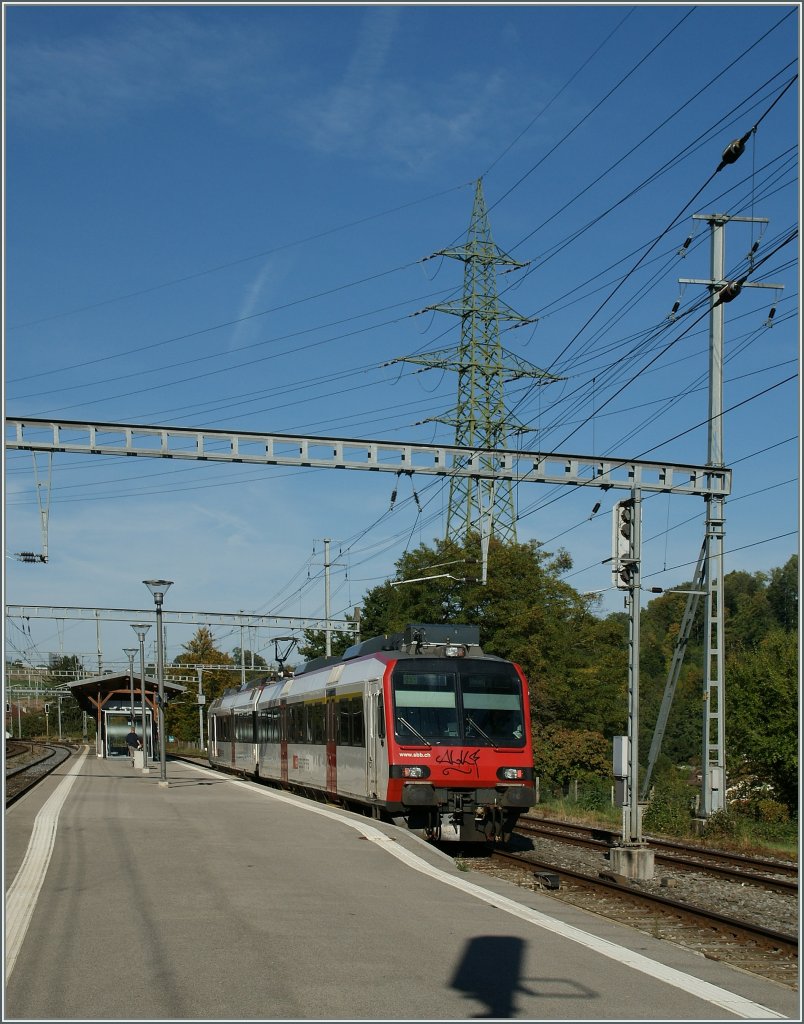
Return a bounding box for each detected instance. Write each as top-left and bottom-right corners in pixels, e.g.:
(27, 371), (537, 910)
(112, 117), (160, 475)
(643, 768), (695, 837)
(750, 798), (790, 824)
(575, 777), (614, 812)
(702, 808), (741, 840)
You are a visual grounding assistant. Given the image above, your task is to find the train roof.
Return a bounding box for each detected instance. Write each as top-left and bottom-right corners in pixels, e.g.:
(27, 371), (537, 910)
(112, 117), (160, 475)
(295, 623), (483, 676)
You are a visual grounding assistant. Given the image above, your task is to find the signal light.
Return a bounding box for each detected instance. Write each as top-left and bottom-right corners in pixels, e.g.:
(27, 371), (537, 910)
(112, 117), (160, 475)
(612, 499), (638, 591)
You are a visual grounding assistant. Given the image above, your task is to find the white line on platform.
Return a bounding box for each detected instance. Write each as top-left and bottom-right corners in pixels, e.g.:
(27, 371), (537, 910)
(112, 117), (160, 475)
(5, 746), (90, 984)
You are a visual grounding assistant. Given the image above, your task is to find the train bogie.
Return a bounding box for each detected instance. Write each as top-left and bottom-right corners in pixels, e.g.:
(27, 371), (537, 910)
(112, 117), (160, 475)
(208, 624), (535, 843)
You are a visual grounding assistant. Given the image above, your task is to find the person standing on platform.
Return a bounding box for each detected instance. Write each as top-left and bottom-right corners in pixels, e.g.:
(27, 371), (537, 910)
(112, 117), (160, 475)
(125, 727), (142, 764)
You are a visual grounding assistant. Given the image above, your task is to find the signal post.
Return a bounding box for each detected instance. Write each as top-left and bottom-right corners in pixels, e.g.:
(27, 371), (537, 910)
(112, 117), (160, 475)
(609, 492), (655, 881)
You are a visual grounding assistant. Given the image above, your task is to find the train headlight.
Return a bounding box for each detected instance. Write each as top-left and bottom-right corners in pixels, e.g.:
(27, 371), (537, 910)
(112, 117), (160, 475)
(402, 765), (430, 778)
(499, 767), (525, 780)
(445, 644), (467, 657)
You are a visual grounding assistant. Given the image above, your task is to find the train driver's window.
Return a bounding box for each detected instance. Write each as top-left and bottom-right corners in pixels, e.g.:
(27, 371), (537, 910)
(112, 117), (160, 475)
(392, 671), (459, 743)
(460, 668), (525, 746)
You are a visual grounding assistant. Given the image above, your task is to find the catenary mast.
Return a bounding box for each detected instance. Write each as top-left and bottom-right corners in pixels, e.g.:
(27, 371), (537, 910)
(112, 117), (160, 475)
(394, 178), (559, 544)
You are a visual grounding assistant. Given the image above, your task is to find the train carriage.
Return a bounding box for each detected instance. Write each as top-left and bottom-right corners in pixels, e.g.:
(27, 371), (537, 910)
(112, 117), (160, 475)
(208, 623), (535, 843)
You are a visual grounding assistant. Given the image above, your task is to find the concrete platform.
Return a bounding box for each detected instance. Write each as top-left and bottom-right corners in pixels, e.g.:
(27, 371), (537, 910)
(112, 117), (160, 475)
(4, 747), (799, 1020)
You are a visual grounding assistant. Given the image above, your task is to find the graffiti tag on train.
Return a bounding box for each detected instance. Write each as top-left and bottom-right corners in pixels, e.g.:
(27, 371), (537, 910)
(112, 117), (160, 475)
(435, 748), (480, 776)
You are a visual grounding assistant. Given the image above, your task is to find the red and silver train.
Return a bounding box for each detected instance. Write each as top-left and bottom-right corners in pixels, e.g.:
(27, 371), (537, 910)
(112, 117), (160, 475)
(207, 623), (535, 843)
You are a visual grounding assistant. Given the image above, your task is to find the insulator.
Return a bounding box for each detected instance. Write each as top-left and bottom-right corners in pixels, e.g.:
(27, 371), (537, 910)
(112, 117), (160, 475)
(715, 281), (742, 305)
(668, 300), (680, 320)
(720, 137), (746, 166)
(677, 235), (693, 257)
(591, 502), (601, 515)
(764, 306), (776, 328)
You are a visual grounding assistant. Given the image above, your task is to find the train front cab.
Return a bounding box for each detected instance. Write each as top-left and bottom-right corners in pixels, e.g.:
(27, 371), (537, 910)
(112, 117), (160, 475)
(380, 653), (535, 843)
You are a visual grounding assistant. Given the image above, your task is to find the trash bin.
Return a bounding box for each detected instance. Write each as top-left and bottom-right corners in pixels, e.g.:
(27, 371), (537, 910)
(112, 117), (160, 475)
(133, 750), (144, 769)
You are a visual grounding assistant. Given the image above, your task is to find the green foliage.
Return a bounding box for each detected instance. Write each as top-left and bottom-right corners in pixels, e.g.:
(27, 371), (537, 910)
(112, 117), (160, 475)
(533, 724), (610, 785)
(750, 798), (790, 825)
(298, 624), (356, 662)
(574, 777), (615, 812)
(766, 555), (798, 631)
(642, 767), (695, 837)
(725, 627), (798, 812)
(701, 809), (741, 841)
(166, 627), (236, 742)
(357, 533), (628, 736)
(231, 648), (268, 669)
(48, 653), (83, 675)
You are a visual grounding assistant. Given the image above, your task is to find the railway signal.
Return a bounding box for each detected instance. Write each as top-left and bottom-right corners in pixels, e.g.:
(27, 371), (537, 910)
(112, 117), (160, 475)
(611, 499), (638, 591)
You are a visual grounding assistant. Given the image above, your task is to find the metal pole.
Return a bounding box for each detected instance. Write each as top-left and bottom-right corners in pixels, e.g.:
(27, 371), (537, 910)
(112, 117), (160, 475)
(132, 624), (151, 773)
(95, 610), (103, 675)
(198, 667), (204, 751)
(124, 648), (137, 728)
(57, 695), (63, 741)
(156, 603), (166, 781)
(144, 580), (173, 787)
(627, 488), (643, 844)
(324, 538), (332, 657)
(702, 218), (726, 817)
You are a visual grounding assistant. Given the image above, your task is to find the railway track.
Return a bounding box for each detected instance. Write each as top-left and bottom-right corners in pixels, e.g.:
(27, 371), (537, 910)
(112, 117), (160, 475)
(5, 742), (75, 807)
(465, 845), (798, 989)
(516, 815), (799, 894)
(454, 815), (799, 990)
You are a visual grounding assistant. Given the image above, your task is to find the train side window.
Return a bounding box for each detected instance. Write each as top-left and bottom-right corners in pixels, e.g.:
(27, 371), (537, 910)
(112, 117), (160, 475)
(338, 700), (351, 746)
(351, 696), (364, 746)
(290, 705), (302, 743)
(311, 703), (325, 744)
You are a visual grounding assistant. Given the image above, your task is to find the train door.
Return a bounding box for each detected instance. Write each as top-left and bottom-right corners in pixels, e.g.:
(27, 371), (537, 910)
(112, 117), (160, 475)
(279, 700), (288, 783)
(325, 687), (337, 796)
(366, 679), (382, 799)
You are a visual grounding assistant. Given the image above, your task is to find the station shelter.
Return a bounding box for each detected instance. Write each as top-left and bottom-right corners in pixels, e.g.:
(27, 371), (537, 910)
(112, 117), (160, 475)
(67, 672), (185, 759)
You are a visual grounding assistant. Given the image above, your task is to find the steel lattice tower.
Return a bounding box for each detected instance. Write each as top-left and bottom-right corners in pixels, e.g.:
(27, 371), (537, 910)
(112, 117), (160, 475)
(398, 179), (558, 544)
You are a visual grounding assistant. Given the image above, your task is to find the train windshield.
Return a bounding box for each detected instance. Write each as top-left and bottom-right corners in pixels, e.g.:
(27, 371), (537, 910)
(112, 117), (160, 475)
(391, 660), (525, 746)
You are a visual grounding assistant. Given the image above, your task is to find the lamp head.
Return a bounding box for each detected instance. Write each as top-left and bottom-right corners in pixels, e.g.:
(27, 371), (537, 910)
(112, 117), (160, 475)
(143, 580), (173, 605)
(123, 648), (138, 657)
(131, 623), (151, 639)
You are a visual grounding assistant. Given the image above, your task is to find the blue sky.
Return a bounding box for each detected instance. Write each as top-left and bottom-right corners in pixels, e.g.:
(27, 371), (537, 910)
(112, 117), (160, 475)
(3, 2), (800, 675)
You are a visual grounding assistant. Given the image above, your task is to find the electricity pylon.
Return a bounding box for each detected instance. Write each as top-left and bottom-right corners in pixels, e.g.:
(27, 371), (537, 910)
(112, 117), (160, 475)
(395, 178), (559, 545)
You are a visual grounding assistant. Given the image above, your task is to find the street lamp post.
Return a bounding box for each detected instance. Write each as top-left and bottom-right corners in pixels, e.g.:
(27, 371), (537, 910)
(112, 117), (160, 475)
(123, 647), (138, 730)
(131, 623), (151, 774)
(143, 580), (173, 786)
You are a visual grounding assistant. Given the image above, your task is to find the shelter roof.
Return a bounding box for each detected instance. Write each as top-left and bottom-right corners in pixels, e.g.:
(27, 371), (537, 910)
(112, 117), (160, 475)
(67, 672), (185, 712)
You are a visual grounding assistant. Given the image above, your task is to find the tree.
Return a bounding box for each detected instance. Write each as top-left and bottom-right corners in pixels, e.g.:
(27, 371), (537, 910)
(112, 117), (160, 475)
(231, 648), (268, 669)
(166, 628), (236, 744)
(766, 555), (798, 631)
(298, 624), (356, 662)
(725, 627), (798, 812)
(48, 653), (83, 676)
(532, 724), (610, 786)
(355, 533), (626, 734)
